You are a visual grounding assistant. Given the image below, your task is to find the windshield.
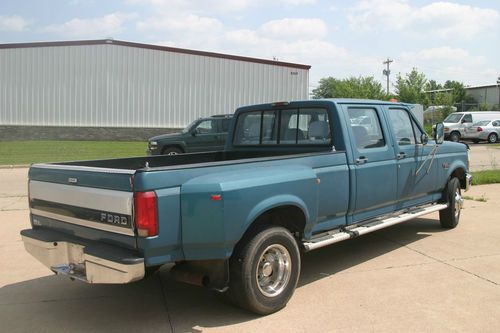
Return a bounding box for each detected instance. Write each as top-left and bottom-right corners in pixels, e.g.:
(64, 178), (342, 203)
(182, 120), (200, 133)
(443, 113), (463, 123)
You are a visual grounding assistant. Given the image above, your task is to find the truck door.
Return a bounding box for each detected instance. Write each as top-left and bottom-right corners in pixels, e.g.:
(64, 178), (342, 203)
(188, 119), (222, 152)
(386, 107), (438, 208)
(344, 105), (398, 223)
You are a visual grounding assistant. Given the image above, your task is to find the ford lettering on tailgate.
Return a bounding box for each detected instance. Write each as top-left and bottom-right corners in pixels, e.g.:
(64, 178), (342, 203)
(30, 199), (132, 228)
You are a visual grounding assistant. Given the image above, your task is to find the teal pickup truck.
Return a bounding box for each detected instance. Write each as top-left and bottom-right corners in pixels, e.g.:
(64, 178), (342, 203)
(21, 99), (471, 314)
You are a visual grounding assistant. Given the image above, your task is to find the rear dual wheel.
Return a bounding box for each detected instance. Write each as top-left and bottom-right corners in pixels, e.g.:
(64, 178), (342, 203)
(219, 226), (301, 315)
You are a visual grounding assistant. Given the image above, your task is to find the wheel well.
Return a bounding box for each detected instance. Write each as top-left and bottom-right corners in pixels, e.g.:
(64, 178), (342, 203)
(450, 130), (461, 137)
(450, 168), (466, 189)
(162, 145), (184, 154)
(238, 205), (306, 245)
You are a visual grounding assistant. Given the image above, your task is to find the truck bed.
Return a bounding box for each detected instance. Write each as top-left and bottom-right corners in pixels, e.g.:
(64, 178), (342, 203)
(51, 148), (333, 171)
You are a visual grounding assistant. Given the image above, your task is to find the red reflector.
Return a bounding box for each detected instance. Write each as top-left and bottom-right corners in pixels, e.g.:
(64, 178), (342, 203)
(477, 127), (483, 132)
(211, 194), (222, 201)
(134, 191), (158, 237)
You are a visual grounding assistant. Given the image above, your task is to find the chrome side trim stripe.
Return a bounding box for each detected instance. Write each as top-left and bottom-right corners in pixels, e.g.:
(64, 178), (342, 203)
(30, 180), (133, 215)
(32, 163), (135, 175)
(31, 209), (135, 236)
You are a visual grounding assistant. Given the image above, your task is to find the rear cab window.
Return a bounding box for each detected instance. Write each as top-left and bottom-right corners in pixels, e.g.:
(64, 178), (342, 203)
(233, 108), (332, 146)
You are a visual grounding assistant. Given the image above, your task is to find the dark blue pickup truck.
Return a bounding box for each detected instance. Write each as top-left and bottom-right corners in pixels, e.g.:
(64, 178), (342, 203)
(21, 99), (471, 314)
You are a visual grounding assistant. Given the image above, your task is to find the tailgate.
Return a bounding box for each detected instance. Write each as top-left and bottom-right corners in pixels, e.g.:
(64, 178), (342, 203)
(28, 164), (137, 249)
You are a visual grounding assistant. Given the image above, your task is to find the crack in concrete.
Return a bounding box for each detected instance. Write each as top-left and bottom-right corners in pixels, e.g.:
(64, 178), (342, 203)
(0, 295), (110, 306)
(157, 272), (175, 333)
(376, 234), (499, 287)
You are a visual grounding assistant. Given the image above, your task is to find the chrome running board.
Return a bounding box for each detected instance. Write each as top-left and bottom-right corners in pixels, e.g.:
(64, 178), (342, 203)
(303, 203), (448, 251)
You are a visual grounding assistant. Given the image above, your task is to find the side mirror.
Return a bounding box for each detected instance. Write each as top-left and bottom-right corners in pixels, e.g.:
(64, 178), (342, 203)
(420, 133), (429, 145)
(434, 123), (444, 144)
(191, 128), (198, 136)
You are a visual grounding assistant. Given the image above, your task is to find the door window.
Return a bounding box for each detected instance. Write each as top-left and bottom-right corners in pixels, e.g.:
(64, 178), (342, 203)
(387, 109), (415, 146)
(462, 114), (472, 123)
(347, 108), (385, 149)
(195, 120), (216, 134)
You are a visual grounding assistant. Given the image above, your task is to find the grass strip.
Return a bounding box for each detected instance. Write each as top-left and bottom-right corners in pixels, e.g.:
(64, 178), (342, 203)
(471, 170), (500, 185)
(0, 141), (146, 165)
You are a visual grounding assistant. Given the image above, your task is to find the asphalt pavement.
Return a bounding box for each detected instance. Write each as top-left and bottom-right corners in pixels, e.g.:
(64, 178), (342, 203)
(1, 148), (500, 332)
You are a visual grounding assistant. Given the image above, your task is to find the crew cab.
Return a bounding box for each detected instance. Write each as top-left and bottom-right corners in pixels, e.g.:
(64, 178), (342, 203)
(21, 99), (471, 315)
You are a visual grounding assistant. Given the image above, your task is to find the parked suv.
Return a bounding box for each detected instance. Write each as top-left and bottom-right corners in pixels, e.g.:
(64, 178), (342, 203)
(148, 115), (233, 155)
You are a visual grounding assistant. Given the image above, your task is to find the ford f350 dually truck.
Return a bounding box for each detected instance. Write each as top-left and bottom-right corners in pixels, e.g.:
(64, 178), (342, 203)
(21, 99), (471, 315)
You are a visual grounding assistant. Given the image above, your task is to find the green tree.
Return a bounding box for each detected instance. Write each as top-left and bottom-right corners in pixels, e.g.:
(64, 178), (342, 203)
(394, 68), (427, 104)
(312, 76), (387, 100)
(443, 80), (467, 103)
(425, 80), (443, 92)
(434, 92), (454, 118)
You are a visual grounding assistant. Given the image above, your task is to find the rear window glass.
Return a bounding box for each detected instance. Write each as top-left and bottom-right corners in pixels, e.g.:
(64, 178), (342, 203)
(473, 120), (490, 126)
(233, 108), (331, 146)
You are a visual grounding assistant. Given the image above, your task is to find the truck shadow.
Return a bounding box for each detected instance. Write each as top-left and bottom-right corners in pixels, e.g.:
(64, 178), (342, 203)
(0, 217), (444, 332)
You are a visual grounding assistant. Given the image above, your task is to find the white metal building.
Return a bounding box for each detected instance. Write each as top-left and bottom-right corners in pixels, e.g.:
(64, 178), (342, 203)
(0, 39), (310, 132)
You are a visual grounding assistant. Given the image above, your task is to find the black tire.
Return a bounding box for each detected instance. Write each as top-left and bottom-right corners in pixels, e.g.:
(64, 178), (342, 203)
(488, 133), (498, 144)
(449, 131), (460, 142)
(439, 177), (463, 229)
(162, 146), (183, 155)
(223, 225), (301, 315)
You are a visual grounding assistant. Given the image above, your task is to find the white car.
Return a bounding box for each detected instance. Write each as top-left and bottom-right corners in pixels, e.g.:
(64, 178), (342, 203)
(463, 119), (500, 143)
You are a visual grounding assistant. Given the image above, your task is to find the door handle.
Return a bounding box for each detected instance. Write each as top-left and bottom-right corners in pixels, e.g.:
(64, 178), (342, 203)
(397, 152), (407, 160)
(356, 156), (368, 164)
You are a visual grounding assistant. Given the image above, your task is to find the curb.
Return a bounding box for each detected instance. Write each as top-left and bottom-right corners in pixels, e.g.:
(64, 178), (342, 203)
(0, 165), (30, 169)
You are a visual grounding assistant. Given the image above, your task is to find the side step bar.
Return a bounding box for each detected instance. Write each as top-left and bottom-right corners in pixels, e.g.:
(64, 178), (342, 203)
(303, 203), (448, 251)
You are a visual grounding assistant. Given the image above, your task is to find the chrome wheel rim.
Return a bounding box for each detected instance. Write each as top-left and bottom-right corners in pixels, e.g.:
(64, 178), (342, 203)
(256, 244), (291, 297)
(454, 188), (463, 220)
(167, 151), (178, 155)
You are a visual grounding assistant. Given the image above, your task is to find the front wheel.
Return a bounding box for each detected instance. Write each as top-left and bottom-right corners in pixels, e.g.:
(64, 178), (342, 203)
(449, 131), (460, 142)
(439, 177), (463, 229)
(224, 226), (301, 315)
(488, 133), (498, 144)
(162, 146), (183, 155)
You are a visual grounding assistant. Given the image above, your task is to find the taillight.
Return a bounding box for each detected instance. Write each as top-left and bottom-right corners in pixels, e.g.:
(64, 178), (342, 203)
(134, 191), (158, 237)
(477, 127), (483, 132)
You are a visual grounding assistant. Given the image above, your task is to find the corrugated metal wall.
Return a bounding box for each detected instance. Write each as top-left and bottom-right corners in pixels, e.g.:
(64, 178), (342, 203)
(0, 44), (309, 128)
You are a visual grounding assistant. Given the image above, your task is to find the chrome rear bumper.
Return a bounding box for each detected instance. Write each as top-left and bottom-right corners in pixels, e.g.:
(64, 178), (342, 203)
(21, 229), (144, 284)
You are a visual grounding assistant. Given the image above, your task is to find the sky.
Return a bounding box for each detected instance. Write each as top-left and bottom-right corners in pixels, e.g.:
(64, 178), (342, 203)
(1, 0), (499, 93)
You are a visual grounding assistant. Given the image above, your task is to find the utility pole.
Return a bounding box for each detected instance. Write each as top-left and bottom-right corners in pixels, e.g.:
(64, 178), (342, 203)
(383, 58), (393, 95)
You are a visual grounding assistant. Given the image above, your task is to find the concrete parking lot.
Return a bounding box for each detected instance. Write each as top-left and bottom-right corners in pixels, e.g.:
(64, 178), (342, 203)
(468, 142), (500, 171)
(1, 159), (500, 332)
